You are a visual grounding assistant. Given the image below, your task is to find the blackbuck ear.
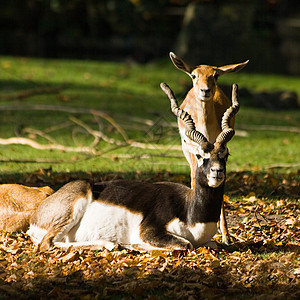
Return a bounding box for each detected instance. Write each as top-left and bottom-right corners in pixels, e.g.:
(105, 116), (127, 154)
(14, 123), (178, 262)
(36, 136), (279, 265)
(214, 60), (249, 76)
(218, 146), (229, 159)
(169, 52), (193, 75)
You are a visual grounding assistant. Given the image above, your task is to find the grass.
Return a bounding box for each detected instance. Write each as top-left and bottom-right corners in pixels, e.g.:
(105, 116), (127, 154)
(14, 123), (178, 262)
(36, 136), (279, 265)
(0, 56), (299, 185)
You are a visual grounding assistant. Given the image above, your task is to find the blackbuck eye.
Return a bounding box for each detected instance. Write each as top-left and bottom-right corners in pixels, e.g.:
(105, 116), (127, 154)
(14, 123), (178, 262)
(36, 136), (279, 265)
(202, 158), (209, 167)
(218, 152), (229, 162)
(196, 154), (201, 160)
(191, 74), (196, 80)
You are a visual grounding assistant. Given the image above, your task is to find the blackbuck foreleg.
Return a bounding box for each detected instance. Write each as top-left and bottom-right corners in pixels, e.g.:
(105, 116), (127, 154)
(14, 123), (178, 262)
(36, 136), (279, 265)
(37, 225), (65, 252)
(37, 217), (78, 252)
(140, 220), (193, 250)
(219, 202), (231, 245)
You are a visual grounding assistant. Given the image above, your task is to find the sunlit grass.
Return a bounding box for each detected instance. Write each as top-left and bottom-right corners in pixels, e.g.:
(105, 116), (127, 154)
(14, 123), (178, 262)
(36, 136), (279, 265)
(0, 56), (299, 180)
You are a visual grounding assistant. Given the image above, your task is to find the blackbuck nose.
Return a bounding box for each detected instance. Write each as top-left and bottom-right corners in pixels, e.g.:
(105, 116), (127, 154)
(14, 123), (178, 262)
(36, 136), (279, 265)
(201, 88), (211, 93)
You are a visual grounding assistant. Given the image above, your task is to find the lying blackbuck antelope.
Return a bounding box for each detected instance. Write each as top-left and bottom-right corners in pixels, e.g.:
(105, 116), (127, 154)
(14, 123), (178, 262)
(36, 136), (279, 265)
(170, 52), (248, 244)
(27, 83), (239, 252)
(0, 184), (54, 232)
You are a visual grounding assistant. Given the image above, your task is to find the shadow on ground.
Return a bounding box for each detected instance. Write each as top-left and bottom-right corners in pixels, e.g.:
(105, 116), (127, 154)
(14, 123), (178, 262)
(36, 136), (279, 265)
(0, 169), (299, 200)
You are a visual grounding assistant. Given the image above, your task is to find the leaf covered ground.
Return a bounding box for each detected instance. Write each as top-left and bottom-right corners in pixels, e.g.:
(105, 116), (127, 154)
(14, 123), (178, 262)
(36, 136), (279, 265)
(0, 172), (299, 300)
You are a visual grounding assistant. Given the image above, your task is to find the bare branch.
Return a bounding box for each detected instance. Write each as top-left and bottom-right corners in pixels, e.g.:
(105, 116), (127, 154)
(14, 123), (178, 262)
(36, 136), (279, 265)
(0, 105), (129, 141)
(238, 124), (300, 134)
(0, 86), (66, 100)
(0, 104), (183, 154)
(0, 137), (96, 154)
(22, 128), (59, 145)
(69, 116), (123, 146)
(0, 158), (67, 163)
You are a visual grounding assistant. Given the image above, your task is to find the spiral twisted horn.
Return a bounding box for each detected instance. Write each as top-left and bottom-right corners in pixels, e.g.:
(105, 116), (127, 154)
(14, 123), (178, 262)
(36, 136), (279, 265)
(160, 82), (213, 151)
(215, 84), (240, 146)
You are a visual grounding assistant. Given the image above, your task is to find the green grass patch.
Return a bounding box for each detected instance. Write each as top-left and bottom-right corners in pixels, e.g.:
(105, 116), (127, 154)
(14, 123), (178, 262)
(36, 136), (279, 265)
(0, 56), (299, 190)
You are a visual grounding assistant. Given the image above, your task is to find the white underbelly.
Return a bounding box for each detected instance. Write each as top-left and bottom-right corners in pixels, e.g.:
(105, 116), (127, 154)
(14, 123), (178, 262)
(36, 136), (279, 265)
(67, 201), (144, 245)
(167, 218), (217, 248)
(28, 201), (218, 250)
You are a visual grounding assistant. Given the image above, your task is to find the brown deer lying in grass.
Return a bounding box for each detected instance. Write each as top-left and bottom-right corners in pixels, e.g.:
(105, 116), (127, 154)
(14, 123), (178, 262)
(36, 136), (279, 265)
(169, 52), (248, 244)
(27, 83), (239, 252)
(0, 184), (54, 232)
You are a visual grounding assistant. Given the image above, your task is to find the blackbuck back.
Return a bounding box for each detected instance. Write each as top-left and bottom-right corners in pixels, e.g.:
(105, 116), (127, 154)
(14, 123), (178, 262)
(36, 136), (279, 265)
(0, 184), (54, 232)
(28, 84), (239, 252)
(170, 52), (248, 244)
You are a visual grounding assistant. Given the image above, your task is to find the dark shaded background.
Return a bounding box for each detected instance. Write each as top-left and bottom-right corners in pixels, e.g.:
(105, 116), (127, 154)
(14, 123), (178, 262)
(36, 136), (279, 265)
(1, 0), (300, 74)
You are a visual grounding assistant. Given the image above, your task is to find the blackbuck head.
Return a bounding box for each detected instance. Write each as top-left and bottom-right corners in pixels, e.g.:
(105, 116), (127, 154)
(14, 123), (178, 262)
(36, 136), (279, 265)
(161, 82), (239, 188)
(169, 52), (248, 102)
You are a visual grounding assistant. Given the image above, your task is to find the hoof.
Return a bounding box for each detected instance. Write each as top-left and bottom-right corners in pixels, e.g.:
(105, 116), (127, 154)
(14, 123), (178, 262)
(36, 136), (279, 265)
(37, 239), (52, 252)
(203, 241), (218, 250)
(222, 236), (232, 246)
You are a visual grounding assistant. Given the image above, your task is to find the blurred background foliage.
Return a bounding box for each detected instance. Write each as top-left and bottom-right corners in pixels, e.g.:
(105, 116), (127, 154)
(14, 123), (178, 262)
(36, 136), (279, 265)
(1, 0), (300, 74)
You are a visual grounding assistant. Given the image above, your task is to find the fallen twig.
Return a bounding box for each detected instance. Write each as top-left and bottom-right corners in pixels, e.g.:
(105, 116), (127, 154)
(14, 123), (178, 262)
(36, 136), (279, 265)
(0, 104), (183, 153)
(22, 128), (59, 145)
(238, 124), (300, 134)
(0, 158), (66, 163)
(0, 137), (96, 154)
(0, 104), (129, 141)
(0, 86), (66, 100)
(69, 116), (123, 146)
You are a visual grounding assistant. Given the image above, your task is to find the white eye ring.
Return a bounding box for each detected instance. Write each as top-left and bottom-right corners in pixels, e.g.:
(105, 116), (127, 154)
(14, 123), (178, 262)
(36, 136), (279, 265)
(195, 148), (210, 167)
(197, 157), (204, 167)
(199, 148), (211, 159)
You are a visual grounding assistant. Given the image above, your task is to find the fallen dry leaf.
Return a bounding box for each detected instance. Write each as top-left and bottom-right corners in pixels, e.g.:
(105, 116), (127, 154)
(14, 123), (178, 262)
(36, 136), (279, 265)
(0, 170), (299, 299)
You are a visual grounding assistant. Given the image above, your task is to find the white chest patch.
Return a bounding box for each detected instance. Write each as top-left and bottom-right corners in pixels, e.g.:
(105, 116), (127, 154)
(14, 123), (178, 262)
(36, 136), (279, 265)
(167, 218), (217, 248)
(67, 201), (144, 245)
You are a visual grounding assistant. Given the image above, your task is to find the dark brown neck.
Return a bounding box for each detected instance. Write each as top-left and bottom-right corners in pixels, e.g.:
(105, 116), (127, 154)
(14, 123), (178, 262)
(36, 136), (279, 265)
(187, 169), (224, 224)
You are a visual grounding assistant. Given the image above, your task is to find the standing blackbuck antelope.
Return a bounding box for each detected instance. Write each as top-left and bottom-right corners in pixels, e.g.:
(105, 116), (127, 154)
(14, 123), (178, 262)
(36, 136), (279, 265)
(170, 52), (248, 244)
(27, 83), (239, 252)
(0, 184), (54, 232)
